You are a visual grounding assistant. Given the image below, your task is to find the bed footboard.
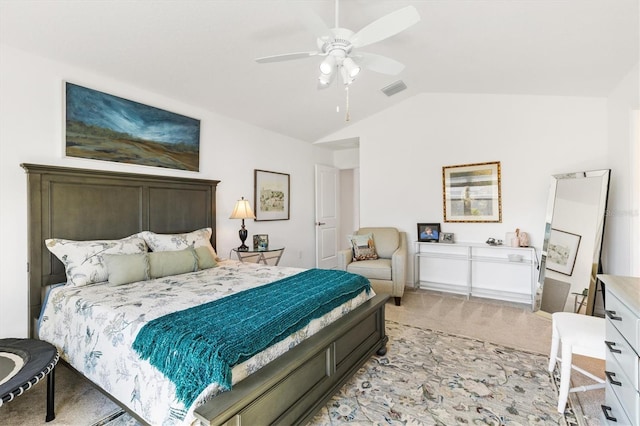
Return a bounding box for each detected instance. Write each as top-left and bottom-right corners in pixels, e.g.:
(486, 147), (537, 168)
(194, 294), (389, 426)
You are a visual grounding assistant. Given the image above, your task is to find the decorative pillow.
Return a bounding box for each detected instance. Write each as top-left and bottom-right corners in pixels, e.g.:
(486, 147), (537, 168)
(194, 246), (217, 270)
(45, 236), (147, 287)
(139, 227), (220, 261)
(103, 253), (149, 286)
(148, 248), (198, 279)
(348, 233), (378, 261)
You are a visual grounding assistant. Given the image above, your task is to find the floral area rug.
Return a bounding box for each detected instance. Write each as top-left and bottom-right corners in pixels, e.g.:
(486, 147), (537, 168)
(308, 321), (574, 425)
(97, 321), (577, 426)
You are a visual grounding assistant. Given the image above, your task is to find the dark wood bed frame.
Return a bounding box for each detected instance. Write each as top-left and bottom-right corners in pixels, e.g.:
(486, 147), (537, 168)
(23, 163), (388, 426)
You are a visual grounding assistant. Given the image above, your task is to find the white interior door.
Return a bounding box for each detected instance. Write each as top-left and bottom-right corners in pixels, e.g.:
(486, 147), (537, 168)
(315, 164), (339, 269)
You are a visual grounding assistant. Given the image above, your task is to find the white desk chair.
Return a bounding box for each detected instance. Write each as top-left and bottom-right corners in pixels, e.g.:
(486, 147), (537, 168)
(548, 312), (606, 413)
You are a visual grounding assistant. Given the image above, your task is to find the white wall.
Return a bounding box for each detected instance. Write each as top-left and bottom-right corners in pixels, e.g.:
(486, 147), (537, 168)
(333, 147), (359, 170)
(0, 45), (333, 338)
(322, 92), (618, 283)
(335, 148), (360, 249)
(603, 63), (640, 276)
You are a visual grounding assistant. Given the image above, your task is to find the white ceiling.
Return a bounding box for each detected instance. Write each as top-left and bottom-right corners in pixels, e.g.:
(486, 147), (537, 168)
(1, 1), (638, 143)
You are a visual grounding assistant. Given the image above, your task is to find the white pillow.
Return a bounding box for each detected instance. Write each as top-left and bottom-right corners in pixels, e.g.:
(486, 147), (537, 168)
(45, 236), (147, 287)
(139, 227), (220, 260)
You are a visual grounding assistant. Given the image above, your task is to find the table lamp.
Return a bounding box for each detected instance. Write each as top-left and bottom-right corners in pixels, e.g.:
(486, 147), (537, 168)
(229, 197), (256, 251)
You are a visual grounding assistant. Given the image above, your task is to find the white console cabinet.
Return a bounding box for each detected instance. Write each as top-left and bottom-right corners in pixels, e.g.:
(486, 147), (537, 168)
(599, 275), (640, 425)
(414, 242), (537, 309)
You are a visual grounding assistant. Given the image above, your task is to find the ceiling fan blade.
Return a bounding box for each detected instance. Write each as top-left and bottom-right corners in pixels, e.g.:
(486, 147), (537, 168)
(355, 52), (405, 75)
(350, 5), (420, 49)
(289, 2), (333, 40)
(255, 51), (321, 63)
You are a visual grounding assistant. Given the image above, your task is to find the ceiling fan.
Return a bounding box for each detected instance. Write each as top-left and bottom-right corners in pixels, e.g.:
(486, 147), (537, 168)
(255, 0), (420, 88)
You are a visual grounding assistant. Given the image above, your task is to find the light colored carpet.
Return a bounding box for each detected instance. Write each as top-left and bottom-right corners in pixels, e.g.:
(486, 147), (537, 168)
(0, 288), (604, 425)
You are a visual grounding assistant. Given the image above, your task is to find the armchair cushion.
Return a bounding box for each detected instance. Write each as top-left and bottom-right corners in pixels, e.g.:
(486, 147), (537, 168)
(346, 258), (392, 281)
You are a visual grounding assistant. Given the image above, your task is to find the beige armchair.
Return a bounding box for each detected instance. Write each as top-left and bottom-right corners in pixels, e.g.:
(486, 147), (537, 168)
(337, 227), (407, 306)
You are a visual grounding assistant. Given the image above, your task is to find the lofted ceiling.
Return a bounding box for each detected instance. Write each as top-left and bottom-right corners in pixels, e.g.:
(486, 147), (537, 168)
(0, 0), (638, 143)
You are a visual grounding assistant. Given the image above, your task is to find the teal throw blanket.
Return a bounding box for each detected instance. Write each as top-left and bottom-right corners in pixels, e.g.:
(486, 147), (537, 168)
(132, 268), (370, 406)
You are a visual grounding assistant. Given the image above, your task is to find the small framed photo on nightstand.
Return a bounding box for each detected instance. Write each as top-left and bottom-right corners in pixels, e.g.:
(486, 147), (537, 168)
(253, 234), (269, 250)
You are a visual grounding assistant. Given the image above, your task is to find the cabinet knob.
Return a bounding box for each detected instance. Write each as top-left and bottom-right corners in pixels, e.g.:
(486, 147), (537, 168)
(601, 405), (617, 422)
(605, 340), (622, 354)
(605, 370), (622, 386)
(605, 310), (622, 321)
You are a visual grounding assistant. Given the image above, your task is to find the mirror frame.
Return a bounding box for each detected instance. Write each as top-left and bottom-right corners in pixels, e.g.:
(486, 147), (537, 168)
(537, 169), (611, 315)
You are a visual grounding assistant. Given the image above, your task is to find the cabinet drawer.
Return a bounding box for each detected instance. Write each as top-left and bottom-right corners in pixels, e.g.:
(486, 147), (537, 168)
(603, 382), (634, 425)
(605, 356), (640, 425)
(605, 289), (640, 352)
(606, 319), (640, 390)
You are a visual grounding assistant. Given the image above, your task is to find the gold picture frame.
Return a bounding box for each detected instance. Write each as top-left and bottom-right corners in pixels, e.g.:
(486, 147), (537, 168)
(442, 161), (502, 223)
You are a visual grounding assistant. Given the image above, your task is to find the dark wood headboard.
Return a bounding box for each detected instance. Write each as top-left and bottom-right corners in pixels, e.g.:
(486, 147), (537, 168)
(22, 163), (220, 336)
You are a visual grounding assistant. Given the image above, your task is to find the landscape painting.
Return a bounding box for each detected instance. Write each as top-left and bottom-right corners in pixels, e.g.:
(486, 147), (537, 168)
(65, 82), (200, 171)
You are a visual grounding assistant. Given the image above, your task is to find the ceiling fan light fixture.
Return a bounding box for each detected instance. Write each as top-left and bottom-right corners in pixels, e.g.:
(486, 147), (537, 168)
(319, 55), (336, 75)
(254, 1), (420, 92)
(342, 57), (360, 78)
(339, 66), (355, 86)
(318, 71), (333, 86)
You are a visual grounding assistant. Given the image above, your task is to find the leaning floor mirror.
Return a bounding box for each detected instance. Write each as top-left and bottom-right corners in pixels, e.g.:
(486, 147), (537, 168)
(536, 169), (611, 317)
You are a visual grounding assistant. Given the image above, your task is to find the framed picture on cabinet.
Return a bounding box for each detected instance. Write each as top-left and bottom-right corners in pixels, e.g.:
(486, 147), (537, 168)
(417, 223), (440, 242)
(439, 232), (454, 243)
(442, 161), (502, 223)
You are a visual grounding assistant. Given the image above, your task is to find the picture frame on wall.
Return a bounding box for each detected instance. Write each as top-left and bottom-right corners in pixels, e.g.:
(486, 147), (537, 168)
(417, 223), (440, 242)
(254, 169), (290, 221)
(442, 161), (502, 223)
(546, 228), (582, 276)
(64, 82), (201, 171)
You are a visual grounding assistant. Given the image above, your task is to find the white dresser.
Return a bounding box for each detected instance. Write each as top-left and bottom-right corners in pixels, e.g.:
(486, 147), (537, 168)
(598, 275), (640, 425)
(414, 242), (537, 309)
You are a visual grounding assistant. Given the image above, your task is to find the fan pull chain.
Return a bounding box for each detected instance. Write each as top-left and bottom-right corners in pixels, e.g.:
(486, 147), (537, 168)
(345, 86), (350, 122)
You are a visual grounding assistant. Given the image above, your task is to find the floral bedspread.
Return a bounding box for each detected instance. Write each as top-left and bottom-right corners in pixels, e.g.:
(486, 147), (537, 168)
(38, 260), (372, 425)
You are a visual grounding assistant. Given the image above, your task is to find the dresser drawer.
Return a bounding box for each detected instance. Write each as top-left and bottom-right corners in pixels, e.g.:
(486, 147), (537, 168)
(603, 382), (634, 425)
(606, 319), (640, 390)
(605, 356), (640, 425)
(605, 289), (640, 352)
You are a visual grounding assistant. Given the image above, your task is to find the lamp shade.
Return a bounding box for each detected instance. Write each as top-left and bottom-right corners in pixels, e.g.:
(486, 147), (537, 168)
(229, 197), (256, 220)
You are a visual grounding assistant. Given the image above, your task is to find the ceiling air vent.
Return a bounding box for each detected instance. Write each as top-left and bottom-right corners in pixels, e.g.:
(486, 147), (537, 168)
(381, 80), (407, 97)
